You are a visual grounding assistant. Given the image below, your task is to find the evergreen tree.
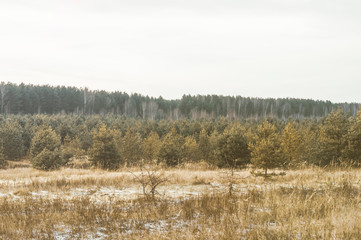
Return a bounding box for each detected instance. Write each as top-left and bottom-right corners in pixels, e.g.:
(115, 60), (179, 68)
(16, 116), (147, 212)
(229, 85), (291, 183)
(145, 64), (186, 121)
(198, 128), (211, 162)
(317, 108), (349, 166)
(77, 124), (93, 152)
(159, 128), (184, 166)
(207, 130), (221, 166)
(0, 121), (24, 160)
(249, 120), (283, 176)
(142, 131), (161, 163)
(281, 122), (303, 167)
(30, 127), (61, 158)
(299, 120), (320, 165)
(119, 129), (143, 166)
(345, 107), (361, 164)
(89, 124), (121, 169)
(62, 136), (85, 162)
(216, 123), (250, 167)
(0, 145), (7, 169)
(31, 148), (62, 171)
(182, 136), (201, 162)
(30, 127), (63, 170)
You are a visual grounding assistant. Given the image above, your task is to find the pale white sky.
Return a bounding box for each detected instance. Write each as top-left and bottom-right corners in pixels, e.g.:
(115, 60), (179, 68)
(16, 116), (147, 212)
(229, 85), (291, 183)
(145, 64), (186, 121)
(1, 0), (361, 103)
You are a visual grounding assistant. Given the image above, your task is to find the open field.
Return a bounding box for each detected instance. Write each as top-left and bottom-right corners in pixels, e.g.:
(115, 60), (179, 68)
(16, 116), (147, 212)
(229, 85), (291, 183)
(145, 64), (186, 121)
(1, 166), (361, 239)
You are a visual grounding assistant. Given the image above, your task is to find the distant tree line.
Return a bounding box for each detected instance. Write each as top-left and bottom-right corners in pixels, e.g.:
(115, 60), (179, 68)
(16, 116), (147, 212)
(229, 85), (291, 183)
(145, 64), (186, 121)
(1, 108), (361, 172)
(0, 82), (360, 119)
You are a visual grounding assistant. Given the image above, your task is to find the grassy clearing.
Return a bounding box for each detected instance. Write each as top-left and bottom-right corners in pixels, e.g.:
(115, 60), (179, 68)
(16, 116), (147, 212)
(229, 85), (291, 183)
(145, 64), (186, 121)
(1, 166), (361, 239)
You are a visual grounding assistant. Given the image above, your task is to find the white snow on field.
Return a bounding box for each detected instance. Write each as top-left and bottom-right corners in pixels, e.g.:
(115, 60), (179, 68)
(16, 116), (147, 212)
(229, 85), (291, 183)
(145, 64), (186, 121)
(0, 183), (229, 202)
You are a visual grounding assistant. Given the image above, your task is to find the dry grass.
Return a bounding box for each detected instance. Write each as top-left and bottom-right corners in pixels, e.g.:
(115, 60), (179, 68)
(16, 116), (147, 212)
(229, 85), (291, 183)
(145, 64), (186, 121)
(6, 160), (32, 169)
(1, 166), (361, 239)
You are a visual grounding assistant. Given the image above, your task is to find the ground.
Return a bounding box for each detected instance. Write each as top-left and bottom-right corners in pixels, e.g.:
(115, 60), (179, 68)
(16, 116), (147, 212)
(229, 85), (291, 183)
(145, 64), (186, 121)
(1, 164), (361, 239)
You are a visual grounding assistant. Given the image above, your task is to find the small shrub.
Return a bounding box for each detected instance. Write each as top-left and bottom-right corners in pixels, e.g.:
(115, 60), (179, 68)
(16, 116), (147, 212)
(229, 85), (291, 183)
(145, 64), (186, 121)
(130, 163), (168, 199)
(0, 158), (7, 169)
(0, 145), (8, 169)
(30, 127), (64, 170)
(30, 127), (61, 158)
(31, 148), (62, 171)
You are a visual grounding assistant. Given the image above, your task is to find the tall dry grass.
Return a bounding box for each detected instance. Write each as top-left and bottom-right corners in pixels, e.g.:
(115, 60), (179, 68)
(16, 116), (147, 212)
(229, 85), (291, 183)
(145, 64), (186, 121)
(0, 166), (361, 239)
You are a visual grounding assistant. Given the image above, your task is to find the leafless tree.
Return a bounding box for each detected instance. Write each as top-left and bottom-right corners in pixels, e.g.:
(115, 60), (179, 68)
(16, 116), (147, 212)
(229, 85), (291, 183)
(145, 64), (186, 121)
(130, 161), (168, 199)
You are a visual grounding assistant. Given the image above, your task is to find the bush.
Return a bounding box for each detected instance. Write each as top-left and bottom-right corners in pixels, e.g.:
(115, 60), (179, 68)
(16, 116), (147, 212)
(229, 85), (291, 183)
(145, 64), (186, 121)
(31, 148), (62, 171)
(30, 127), (63, 170)
(0, 148), (7, 169)
(30, 127), (61, 158)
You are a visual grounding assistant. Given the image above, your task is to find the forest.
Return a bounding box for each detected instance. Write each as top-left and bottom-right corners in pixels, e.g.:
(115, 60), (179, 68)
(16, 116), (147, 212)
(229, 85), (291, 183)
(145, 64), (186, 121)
(0, 82), (360, 119)
(0, 106), (360, 172)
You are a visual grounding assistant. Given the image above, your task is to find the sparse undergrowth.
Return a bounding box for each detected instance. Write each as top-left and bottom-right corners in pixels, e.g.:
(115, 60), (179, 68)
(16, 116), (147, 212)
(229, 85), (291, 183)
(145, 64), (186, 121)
(0, 167), (361, 239)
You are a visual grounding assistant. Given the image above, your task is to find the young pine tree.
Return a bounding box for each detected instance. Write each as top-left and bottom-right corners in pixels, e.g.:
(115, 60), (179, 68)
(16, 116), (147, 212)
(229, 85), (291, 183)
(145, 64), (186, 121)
(142, 131), (162, 163)
(89, 124), (122, 170)
(0, 145), (7, 169)
(216, 123), (250, 168)
(198, 128), (211, 162)
(62, 136), (85, 163)
(298, 120), (320, 165)
(158, 128), (184, 166)
(207, 130), (221, 166)
(344, 107), (361, 165)
(182, 136), (201, 162)
(119, 129), (143, 166)
(281, 122), (303, 168)
(249, 120), (283, 176)
(30, 127), (62, 170)
(0, 121), (24, 160)
(317, 108), (349, 166)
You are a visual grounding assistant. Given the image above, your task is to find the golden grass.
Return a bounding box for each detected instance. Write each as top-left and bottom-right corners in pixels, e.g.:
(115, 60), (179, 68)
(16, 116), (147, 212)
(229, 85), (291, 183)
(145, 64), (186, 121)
(1, 166), (361, 239)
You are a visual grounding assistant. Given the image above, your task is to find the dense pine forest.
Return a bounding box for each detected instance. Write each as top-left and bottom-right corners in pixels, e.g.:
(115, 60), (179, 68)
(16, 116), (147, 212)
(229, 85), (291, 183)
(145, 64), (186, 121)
(0, 82), (360, 119)
(0, 106), (360, 172)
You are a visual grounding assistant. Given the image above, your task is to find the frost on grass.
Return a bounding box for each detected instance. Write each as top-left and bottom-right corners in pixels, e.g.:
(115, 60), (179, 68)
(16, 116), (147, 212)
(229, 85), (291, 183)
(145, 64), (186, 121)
(0, 184), (227, 202)
(1, 168), (361, 239)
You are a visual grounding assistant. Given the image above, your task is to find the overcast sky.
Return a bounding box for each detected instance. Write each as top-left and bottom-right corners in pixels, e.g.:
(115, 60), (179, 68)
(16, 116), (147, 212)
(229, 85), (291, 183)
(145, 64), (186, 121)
(1, 0), (361, 103)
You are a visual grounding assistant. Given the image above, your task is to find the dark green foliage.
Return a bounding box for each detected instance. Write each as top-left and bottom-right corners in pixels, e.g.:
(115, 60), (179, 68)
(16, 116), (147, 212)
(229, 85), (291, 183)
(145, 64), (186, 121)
(345, 108), (361, 164)
(31, 148), (62, 171)
(30, 127), (63, 170)
(198, 128), (211, 161)
(298, 120), (320, 165)
(62, 136), (85, 162)
(159, 128), (184, 166)
(182, 136), (201, 162)
(216, 123), (250, 167)
(249, 120), (284, 175)
(89, 124), (122, 170)
(142, 131), (161, 162)
(317, 108), (349, 166)
(119, 129), (143, 166)
(0, 104), (360, 170)
(0, 145), (7, 169)
(0, 121), (24, 160)
(0, 82), (360, 119)
(30, 127), (61, 159)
